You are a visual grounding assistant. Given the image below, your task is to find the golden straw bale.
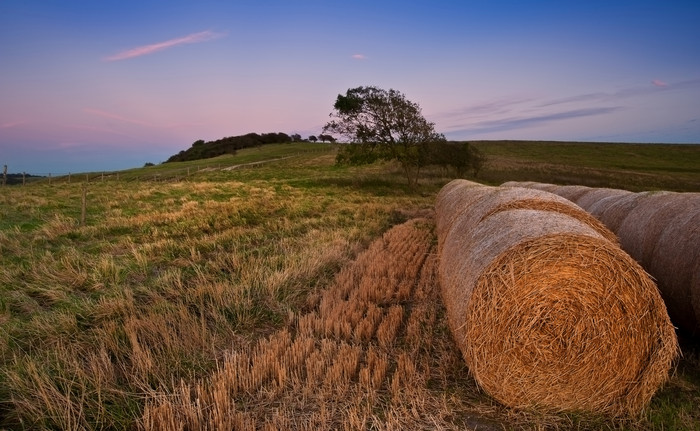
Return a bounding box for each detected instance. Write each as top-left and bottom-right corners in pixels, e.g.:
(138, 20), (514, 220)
(530, 182), (559, 192)
(435, 180), (492, 243)
(635, 194), (700, 337)
(587, 192), (648, 232)
(501, 181), (560, 192)
(501, 181), (539, 188)
(477, 194), (618, 245)
(614, 192), (682, 268)
(438, 182), (618, 245)
(575, 188), (634, 212)
(550, 185), (593, 203)
(437, 185), (677, 416)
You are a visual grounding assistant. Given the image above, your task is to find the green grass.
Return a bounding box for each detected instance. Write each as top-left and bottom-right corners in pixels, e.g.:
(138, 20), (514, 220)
(473, 140), (700, 191)
(1, 141), (699, 430)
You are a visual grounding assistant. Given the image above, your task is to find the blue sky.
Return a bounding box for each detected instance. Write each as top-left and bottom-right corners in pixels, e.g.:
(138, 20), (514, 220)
(1, 0), (699, 174)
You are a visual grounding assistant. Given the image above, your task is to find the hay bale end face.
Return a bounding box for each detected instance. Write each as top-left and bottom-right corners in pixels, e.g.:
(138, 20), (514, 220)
(436, 183), (678, 416)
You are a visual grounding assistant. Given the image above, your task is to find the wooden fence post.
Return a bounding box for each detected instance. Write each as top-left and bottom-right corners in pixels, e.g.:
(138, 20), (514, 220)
(81, 184), (87, 226)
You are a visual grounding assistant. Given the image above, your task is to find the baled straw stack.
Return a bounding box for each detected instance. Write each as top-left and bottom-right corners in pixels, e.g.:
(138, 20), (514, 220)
(434, 180), (490, 243)
(647, 195), (700, 335)
(550, 185), (592, 203)
(502, 181), (700, 337)
(450, 180), (618, 245)
(575, 187), (634, 212)
(436, 182), (678, 416)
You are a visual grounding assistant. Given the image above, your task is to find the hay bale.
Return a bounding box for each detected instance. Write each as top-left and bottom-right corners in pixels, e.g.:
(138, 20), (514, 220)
(437, 185), (678, 416)
(551, 185), (593, 203)
(435, 180), (491, 242)
(588, 192), (647, 232)
(527, 182), (559, 192)
(614, 192), (681, 268)
(575, 188), (633, 212)
(501, 181), (538, 188)
(438, 181), (617, 245)
(647, 196), (700, 336)
(471, 189), (618, 245)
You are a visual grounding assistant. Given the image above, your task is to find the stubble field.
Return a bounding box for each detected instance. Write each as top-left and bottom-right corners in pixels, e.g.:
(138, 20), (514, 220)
(1, 142), (699, 430)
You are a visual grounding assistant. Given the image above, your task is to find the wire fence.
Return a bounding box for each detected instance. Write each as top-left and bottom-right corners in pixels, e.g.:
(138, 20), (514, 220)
(2, 147), (336, 187)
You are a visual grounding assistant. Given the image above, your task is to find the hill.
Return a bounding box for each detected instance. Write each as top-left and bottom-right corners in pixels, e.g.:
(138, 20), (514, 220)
(165, 132), (294, 163)
(0, 141), (698, 429)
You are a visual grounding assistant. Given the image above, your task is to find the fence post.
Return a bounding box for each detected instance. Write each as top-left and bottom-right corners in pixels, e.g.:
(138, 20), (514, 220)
(81, 183), (87, 226)
(68, 172), (71, 183)
(2, 164), (6, 186)
(49, 173), (52, 185)
(85, 173), (89, 182)
(22, 172), (26, 186)
(101, 172), (104, 182)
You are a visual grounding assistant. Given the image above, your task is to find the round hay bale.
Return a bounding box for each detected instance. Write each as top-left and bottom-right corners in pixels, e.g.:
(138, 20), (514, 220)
(589, 192), (647, 232)
(614, 192), (681, 267)
(437, 183), (618, 245)
(501, 181), (538, 188)
(527, 182), (560, 192)
(435, 180), (491, 243)
(551, 185), (593, 203)
(439, 208), (678, 416)
(646, 195), (700, 336)
(473, 189), (618, 245)
(575, 188), (633, 212)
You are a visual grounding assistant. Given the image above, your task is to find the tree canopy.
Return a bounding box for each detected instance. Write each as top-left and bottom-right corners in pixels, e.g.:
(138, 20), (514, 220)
(165, 132), (292, 163)
(323, 86), (446, 186)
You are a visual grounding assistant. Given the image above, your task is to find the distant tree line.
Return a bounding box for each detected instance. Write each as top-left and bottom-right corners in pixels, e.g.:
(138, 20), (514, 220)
(165, 132), (294, 163)
(2, 172), (45, 186)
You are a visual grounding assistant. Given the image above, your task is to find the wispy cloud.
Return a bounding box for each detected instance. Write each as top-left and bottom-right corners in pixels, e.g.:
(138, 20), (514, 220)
(352, 54), (367, 60)
(104, 30), (225, 61)
(447, 107), (622, 136)
(0, 121), (25, 129)
(83, 108), (151, 126)
(438, 97), (532, 120)
(651, 79), (669, 88)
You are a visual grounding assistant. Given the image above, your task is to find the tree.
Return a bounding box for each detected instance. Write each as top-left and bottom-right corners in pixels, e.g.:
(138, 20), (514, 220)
(318, 134), (336, 143)
(324, 86), (445, 186)
(308, 135), (318, 142)
(430, 141), (486, 178)
(290, 133), (302, 142)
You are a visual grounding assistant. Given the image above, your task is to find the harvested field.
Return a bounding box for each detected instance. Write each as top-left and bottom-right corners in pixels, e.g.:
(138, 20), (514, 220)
(140, 218), (505, 430)
(436, 180), (678, 416)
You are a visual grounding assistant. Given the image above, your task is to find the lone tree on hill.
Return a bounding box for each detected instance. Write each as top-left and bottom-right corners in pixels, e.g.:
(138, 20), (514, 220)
(323, 85), (445, 186)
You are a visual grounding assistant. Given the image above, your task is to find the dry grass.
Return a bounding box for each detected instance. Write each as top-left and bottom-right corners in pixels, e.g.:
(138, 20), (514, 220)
(139, 218), (494, 430)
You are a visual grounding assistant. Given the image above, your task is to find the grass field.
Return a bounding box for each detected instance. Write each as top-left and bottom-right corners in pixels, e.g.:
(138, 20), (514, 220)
(1, 141), (699, 430)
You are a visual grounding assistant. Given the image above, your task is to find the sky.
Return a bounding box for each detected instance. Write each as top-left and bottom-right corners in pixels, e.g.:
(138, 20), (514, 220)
(1, 0), (699, 174)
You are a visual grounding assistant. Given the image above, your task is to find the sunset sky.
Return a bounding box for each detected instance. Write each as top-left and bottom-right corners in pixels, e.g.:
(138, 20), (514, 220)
(2, 0), (699, 174)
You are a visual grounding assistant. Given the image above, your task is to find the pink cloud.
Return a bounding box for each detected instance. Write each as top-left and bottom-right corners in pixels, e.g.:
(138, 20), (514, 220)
(352, 54), (367, 60)
(103, 30), (225, 61)
(0, 121), (25, 129)
(83, 108), (151, 126)
(651, 79), (669, 88)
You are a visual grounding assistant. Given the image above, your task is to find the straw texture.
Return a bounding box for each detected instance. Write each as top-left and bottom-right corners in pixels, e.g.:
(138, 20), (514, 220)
(436, 182), (678, 416)
(501, 181), (700, 337)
